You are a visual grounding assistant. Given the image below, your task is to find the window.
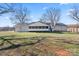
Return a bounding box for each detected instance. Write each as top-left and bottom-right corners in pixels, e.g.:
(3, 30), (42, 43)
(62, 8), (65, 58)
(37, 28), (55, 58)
(29, 26), (31, 29)
(29, 26), (48, 29)
(46, 26), (48, 29)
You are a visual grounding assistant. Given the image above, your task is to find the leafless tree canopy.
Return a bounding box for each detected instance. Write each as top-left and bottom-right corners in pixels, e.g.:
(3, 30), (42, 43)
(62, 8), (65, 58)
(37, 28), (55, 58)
(68, 7), (79, 22)
(0, 3), (15, 14)
(0, 3), (30, 24)
(10, 5), (30, 24)
(40, 8), (60, 31)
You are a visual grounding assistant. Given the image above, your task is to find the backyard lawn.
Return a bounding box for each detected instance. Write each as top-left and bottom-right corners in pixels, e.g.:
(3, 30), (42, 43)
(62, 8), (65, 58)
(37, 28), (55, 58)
(0, 31), (79, 56)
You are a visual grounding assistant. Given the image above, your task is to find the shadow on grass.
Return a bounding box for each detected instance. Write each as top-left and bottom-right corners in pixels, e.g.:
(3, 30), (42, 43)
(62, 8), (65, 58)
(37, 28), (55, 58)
(0, 38), (44, 51)
(34, 31), (79, 34)
(34, 31), (64, 34)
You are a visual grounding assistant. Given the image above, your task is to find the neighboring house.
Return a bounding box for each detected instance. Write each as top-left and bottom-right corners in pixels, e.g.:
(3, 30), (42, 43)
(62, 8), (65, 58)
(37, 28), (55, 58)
(67, 24), (79, 33)
(15, 21), (67, 32)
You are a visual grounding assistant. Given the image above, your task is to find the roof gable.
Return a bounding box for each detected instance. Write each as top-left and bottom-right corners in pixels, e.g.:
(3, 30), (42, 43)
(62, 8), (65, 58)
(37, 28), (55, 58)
(29, 21), (49, 26)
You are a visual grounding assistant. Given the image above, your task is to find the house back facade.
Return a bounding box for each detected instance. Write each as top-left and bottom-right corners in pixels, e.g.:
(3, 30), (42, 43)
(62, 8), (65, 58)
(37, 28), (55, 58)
(15, 21), (67, 32)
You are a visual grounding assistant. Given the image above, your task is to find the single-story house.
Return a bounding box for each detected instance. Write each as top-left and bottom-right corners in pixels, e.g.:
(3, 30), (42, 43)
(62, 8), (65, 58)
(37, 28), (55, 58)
(15, 21), (67, 32)
(67, 24), (79, 33)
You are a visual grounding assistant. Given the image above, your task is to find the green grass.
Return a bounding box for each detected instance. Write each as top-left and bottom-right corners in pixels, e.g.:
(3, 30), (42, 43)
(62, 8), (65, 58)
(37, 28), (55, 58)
(0, 31), (78, 38)
(0, 31), (79, 56)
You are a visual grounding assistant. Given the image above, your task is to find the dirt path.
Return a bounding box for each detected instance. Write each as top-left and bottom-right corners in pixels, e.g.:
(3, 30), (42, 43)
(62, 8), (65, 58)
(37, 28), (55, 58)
(55, 49), (72, 56)
(34, 43), (72, 56)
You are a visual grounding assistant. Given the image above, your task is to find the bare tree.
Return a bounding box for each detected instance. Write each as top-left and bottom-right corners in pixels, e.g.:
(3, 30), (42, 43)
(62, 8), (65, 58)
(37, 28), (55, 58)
(10, 5), (30, 24)
(68, 7), (79, 22)
(0, 3), (31, 24)
(40, 8), (60, 31)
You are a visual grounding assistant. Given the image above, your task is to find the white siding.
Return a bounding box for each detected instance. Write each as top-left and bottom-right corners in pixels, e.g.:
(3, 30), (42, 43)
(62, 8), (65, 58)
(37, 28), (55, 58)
(28, 29), (49, 31)
(15, 24), (28, 32)
(54, 25), (67, 31)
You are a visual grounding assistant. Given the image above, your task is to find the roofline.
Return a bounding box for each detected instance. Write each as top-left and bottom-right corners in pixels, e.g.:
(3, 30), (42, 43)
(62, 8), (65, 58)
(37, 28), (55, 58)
(15, 21), (66, 26)
(28, 21), (49, 25)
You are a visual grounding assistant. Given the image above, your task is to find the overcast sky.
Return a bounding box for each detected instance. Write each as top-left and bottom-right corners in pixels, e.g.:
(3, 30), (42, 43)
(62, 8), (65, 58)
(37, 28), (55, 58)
(0, 3), (79, 27)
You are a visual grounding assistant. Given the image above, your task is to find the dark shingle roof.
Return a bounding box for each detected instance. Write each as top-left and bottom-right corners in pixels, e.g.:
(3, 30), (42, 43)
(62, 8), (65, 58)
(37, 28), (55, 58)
(43, 22), (66, 26)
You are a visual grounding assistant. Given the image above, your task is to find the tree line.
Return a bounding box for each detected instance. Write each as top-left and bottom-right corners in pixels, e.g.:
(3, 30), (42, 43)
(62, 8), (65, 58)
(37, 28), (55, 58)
(0, 27), (14, 31)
